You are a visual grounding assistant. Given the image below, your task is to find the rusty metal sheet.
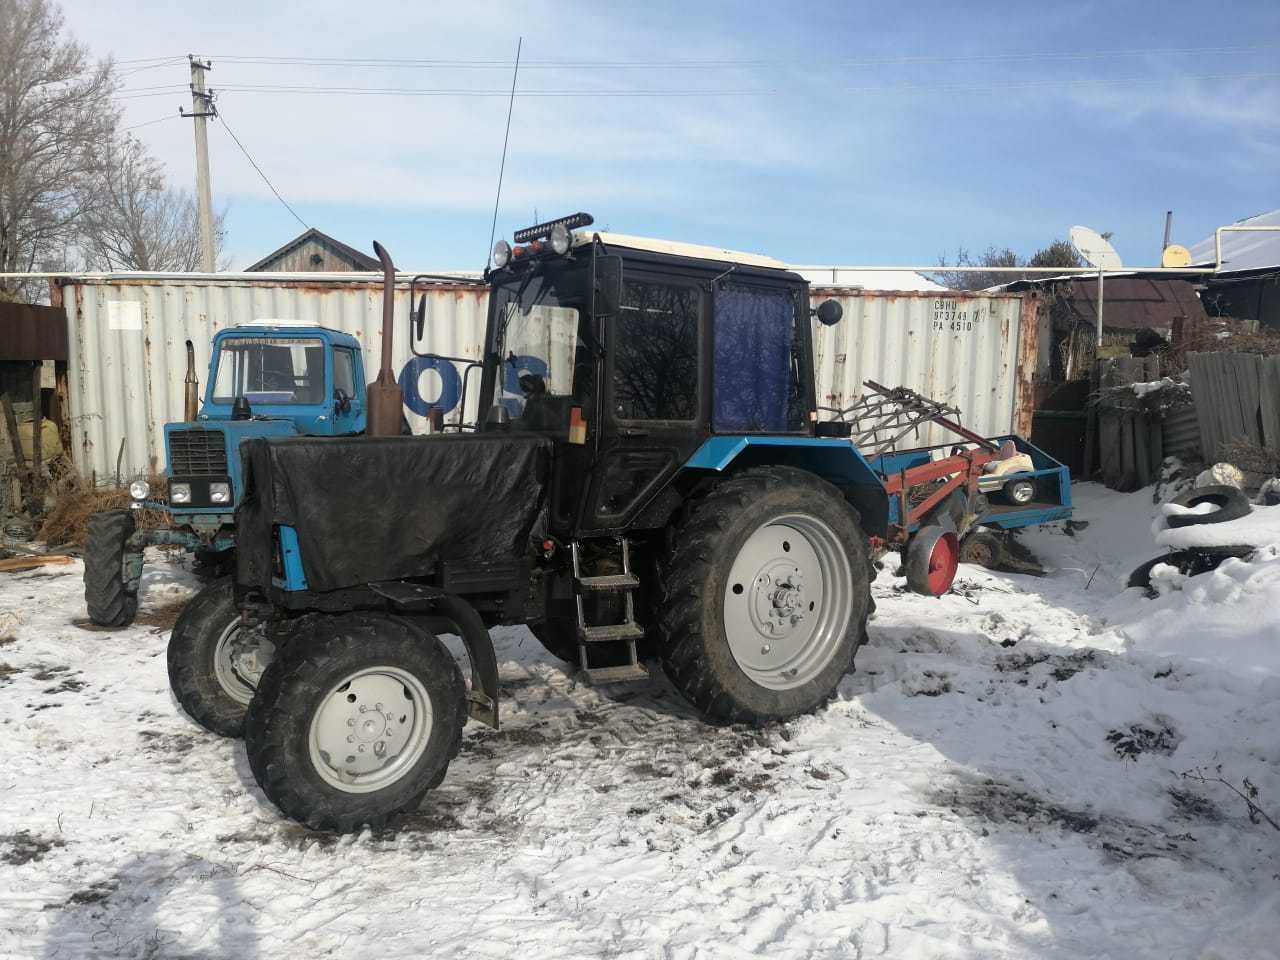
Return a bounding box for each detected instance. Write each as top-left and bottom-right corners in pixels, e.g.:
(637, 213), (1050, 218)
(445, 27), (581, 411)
(0, 302), (68, 362)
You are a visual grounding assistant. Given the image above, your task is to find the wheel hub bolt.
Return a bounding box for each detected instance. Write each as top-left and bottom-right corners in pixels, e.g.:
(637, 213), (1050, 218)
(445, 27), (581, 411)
(761, 644), (771, 655)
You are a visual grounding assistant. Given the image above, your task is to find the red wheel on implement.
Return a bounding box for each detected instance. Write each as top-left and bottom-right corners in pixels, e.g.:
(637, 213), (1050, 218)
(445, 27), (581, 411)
(906, 526), (959, 597)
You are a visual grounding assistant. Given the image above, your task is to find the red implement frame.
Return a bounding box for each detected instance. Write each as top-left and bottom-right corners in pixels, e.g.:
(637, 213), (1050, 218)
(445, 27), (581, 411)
(882, 447), (997, 545)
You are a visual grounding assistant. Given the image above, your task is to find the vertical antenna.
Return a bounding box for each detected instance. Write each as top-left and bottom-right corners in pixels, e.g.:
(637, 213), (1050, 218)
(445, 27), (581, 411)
(486, 37), (522, 268)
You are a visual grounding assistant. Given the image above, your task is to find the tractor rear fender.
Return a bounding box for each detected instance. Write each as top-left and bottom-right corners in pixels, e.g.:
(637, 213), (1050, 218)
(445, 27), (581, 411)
(682, 436), (890, 537)
(367, 582), (501, 730)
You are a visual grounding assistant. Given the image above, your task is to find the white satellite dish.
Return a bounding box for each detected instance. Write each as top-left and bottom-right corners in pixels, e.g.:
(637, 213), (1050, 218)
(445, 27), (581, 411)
(1069, 225), (1123, 270)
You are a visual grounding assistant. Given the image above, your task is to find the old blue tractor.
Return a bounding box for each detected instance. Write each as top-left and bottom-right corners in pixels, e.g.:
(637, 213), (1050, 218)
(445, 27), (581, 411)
(83, 321), (368, 627)
(163, 214), (1071, 832)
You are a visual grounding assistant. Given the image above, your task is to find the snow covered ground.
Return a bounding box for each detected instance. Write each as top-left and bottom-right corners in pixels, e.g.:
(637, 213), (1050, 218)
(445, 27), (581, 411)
(1, 483), (1278, 959)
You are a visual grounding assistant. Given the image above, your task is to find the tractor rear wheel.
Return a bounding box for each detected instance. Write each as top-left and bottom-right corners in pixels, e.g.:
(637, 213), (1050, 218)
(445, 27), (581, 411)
(84, 510), (138, 627)
(244, 613), (465, 833)
(656, 466), (871, 724)
(168, 578), (273, 737)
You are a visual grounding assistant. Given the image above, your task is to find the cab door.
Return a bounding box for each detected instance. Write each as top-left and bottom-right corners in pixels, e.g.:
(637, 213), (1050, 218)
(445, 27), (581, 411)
(331, 346), (366, 434)
(578, 272), (709, 533)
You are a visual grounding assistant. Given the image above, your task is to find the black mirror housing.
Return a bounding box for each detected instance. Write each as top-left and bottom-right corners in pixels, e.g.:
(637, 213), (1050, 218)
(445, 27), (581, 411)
(815, 299), (843, 326)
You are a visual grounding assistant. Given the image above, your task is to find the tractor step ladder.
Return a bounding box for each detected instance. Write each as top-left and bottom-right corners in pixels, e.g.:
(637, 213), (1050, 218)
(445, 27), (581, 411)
(572, 538), (649, 684)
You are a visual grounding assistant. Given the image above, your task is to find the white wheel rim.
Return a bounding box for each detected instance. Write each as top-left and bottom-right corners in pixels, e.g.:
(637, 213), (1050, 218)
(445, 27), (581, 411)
(308, 667), (434, 794)
(722, 513), (854, 691)
(1011, 481), (1034, 504)
(212, 620), (272, 706)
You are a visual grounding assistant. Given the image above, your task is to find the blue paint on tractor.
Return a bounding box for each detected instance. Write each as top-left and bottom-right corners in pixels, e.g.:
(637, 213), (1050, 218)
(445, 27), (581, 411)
(684, 435), (885, 489)
(275, 526), (309, 591)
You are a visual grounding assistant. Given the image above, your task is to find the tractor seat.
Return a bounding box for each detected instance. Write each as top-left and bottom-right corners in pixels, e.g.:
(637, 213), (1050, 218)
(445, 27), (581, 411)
(982, 453), (1034, 478)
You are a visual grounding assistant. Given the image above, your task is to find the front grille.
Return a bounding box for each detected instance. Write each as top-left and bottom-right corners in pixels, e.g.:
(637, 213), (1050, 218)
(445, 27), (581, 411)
(169, 429), (228, 476)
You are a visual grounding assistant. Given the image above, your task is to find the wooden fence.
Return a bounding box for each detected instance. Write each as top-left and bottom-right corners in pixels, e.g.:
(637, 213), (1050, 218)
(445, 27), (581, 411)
(1189, 352), (1280, 462)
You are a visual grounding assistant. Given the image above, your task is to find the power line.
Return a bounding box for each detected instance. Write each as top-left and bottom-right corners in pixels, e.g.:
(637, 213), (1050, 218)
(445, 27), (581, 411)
(119, 71), (1277, 99)
(121, 114), (180, 131)
(200, 42), (1279, 69)
(214, 103), (309, 231)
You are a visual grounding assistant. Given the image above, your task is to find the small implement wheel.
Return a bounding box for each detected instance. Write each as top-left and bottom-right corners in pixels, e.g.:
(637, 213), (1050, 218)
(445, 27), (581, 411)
(168, 578), (273, 737)
(657, 466), (871, 723)
(84, 510), (138, 627)
(959, 529), (1005, 569)
(906, 526), (959, 596)
(1003, 479), (1036, 505)
(244, 614), (465, 833)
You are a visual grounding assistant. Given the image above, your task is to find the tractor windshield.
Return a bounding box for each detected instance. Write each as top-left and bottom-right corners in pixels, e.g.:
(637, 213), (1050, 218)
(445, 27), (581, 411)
(490, 273), (587, 430)
(212, 337), (326, 405)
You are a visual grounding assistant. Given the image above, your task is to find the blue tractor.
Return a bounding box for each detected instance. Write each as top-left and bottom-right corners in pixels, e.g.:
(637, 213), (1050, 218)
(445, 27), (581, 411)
(166, 214), (1071, 832)
(83, 322), (368, 628)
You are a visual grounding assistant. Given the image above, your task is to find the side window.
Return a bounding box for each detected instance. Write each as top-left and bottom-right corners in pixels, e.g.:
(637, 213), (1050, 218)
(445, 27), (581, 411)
(714, 284), (806, 432)
(333, 349), (356, 398)
(613, 279), (700, 421)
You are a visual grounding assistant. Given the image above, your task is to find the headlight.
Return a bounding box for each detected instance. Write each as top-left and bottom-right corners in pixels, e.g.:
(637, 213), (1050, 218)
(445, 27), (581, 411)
(170, 483), (192, 504)
(129, 479), (150, 501)
(209, 482), (231, 505)
(549, 223), (572, 255)
(492, 240), (511, 268)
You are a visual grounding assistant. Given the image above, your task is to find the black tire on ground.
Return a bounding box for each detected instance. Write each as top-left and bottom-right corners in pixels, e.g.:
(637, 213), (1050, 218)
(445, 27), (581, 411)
(1126, 546), (1254, 592)
(84, 510), (138, 627)
(167, 577), (266, 737)
(244, 614), (466, 833)
(1165, 485), (1252, 529)
(655, 465), (872, 724)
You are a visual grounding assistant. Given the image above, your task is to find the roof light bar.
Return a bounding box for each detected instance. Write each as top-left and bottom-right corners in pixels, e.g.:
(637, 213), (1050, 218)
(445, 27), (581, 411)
(513, 212), (594, 244)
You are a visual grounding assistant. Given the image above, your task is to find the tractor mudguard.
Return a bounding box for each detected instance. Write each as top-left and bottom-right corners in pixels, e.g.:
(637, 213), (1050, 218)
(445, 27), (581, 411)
(683, 436), (891, 537)
(368, 581), (501, 730)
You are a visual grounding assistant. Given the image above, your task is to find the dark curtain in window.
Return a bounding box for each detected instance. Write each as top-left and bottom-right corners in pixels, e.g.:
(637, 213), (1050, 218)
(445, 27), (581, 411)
(714, 284), (802, 432)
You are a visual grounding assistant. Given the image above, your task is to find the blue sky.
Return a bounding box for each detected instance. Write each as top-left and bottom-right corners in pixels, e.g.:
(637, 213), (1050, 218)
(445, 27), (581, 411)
(68, 0), (1280, 271)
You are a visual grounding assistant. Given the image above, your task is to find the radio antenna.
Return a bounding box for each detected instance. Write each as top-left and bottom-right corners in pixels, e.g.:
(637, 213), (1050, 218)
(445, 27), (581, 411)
(486, 37), (522, 269)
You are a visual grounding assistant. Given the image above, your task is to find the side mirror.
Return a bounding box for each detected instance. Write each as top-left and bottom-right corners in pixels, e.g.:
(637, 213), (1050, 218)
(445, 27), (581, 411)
(412, 293), (427, 342)
(814, 299), (843, 326)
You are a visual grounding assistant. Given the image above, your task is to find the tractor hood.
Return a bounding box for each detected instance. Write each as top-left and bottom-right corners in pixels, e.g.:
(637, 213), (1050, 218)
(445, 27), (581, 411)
(236, 434), (553, 593)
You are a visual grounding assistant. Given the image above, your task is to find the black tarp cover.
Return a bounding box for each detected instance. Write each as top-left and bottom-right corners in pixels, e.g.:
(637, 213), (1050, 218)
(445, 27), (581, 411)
(236, 433), (552, 593)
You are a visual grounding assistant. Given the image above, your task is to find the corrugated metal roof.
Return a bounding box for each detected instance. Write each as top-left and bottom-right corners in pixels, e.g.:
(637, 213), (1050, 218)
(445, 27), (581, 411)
(1189, 210), (1280, 274)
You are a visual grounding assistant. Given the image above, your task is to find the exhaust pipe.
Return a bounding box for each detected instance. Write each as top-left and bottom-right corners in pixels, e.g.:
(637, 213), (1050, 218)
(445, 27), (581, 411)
(367, 241), (404, 437)
(183, 339), (199, 422)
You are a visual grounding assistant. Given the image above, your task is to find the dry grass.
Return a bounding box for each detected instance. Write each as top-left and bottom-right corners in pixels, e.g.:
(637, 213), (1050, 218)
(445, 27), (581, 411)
(37, 459), (172, 548)
(1166, 320), (1280, 372)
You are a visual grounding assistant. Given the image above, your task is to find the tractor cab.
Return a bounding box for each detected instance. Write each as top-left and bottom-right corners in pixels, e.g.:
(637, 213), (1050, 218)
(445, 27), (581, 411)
(412, 213), (835, 542)
(163, 323), (366, 517)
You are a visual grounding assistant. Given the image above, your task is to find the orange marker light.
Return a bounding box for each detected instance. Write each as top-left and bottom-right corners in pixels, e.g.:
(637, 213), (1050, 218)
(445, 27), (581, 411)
(568, 406), (587, 445)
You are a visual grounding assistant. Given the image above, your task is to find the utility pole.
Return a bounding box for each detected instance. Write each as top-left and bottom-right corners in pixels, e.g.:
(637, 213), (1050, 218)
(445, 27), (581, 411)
(181, 55), (217, 272)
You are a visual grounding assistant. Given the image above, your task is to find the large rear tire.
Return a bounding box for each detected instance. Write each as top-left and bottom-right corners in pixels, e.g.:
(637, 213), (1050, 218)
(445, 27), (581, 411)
(244, 614), (466, 833)
(84, 510), (138, 627)
(167, 578), (272, 737)
(655, 466), (871, 724)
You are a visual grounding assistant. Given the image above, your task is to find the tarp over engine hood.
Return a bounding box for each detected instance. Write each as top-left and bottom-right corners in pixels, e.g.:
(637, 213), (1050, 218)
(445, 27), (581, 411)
(236, 433), (552, 593)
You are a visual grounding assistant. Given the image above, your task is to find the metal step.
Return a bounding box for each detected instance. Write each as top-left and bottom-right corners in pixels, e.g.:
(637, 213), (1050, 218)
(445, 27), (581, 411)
(578, 622), (645, 643)
(576, 573), (640, 592)
(582, 663), (649, 684)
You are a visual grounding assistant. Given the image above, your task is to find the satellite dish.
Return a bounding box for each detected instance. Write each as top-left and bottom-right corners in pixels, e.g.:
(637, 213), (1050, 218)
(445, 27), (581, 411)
(1161, 243), (1192, 268)
(1069, 225), (1123, 270)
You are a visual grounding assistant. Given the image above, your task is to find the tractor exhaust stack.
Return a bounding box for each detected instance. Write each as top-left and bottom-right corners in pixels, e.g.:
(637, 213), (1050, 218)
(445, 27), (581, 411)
(183, 340), (199, 422)
(368, 241), (403, 436)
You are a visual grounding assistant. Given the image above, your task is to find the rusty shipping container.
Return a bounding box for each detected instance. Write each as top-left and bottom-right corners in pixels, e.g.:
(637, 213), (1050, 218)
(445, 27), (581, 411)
(59, 276), (1040, 479)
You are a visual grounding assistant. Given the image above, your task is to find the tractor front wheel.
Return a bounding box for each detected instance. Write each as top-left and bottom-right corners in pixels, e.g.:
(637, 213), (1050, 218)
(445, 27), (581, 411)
(84, 510), (139, 627)
(168, 578), (273, 737)
(244, 614), (466, 833)
(656, 466), (871, 724)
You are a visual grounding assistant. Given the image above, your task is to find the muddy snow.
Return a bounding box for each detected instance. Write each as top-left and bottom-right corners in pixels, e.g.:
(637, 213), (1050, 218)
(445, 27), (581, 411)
(1, 483), (1278, 959)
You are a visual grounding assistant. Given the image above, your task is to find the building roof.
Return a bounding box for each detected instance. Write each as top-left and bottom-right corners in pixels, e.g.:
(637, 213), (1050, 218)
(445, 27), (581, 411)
(246, 228), (381, 272)
(1188, 209), (1280, 274)
(790, 267), (946, 293)
(1004, 276), (1208, 331)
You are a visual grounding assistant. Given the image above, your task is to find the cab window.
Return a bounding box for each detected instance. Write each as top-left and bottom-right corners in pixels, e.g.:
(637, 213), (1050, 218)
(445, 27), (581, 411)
(612, 279), (700, 421)
(212, 337), (325, 405)
(333, 348), (357, 399)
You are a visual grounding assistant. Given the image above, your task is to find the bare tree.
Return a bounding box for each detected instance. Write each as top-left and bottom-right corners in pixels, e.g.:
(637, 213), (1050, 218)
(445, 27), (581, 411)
(78, 134), (228, 271)
(0, 0), (116, 301)
(933, 238), (1090, 290)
